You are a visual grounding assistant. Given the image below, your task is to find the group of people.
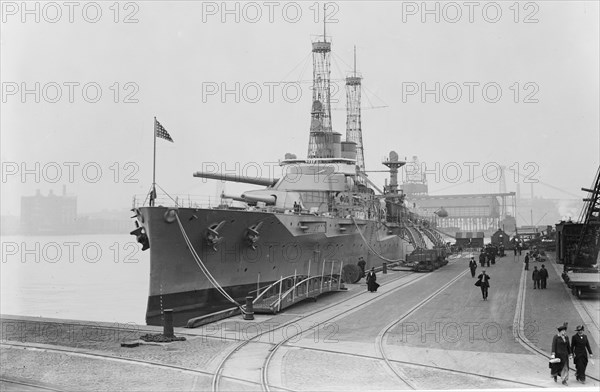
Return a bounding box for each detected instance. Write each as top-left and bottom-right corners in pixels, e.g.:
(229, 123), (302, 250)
(478, 252), (494, 267)
(550, 323), (594, 385)
(531, 265), (549, 289)
(523, 251), (546, 270)
(365, 255), (593, 386)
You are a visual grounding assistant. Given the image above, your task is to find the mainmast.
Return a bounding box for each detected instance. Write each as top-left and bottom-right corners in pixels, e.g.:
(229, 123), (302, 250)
(345, 46), (364, 173)
(307, 5), (334, 159)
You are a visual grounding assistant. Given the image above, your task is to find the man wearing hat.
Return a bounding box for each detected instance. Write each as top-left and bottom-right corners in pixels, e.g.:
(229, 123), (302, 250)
(476, 270), (490, 300)
(550, 323), (572, 385)
(469, 257), (477, 278)
(539, 264), (549, 289)
(571, 325), (593, 383)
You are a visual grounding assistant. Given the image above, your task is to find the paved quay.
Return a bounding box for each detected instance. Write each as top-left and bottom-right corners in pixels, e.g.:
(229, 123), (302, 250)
(1, 252), (599, 391)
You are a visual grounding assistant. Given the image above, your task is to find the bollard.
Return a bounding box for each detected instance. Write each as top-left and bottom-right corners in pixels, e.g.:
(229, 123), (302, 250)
(382, 262), (388, 274)
(163, 309), (174, 338)
(244, 296), (255, 320)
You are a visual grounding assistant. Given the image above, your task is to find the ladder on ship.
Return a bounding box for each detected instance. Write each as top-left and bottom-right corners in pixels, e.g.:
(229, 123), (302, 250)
(252, 264), (345, 314)
(406, 226), (427, 249)
(421, 227), (445, 247)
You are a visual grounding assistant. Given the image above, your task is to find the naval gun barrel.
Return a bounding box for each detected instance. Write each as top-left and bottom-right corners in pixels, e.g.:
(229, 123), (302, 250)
(222, 193), (276, 205)
(241, 193), (276, 204)
(193, 171), (278, 187)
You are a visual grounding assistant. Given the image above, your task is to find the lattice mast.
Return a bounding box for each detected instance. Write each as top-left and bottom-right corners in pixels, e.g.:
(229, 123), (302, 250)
(307, 7), (334, 159)
(346, 46), (365, 172)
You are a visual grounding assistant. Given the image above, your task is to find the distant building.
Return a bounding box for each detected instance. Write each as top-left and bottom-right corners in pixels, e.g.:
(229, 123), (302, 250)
(21, 186), (77, 234)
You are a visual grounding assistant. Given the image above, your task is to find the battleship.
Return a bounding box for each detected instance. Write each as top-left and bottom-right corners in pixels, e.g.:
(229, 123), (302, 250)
(131, 27), (444, 327)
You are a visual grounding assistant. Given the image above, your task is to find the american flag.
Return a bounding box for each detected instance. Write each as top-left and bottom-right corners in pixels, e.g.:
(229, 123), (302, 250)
(155, 118), (174, 142)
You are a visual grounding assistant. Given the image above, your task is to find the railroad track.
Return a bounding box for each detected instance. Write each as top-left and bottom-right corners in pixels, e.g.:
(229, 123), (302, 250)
(1, 340), (263, 390)
(1, 269), (421, 392)
(213, 269), (425, 391)
(372, 267), (546, 389)
(3, 258), (469, 391)
(284, 345), (546, 389)
(0, 377), (65, 392)
(374, 268), (469, 389)
(257, 256), (543, 390)
(513, 266), (600, 383)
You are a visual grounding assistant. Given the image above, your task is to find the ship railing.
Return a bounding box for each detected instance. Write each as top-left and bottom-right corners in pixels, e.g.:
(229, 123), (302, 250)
(252, 261), (344, 314)
(131, 194), (237, 209)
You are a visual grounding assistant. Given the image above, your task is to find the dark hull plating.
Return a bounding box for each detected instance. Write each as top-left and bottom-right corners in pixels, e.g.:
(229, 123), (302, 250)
(139, 206), (410, 326)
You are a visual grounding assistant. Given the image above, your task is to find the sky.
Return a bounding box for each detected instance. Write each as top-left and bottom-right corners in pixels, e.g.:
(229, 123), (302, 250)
(1, 0), (599, 218)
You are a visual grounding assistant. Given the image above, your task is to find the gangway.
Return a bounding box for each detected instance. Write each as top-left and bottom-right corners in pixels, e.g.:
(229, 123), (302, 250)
(252, 264), (345, 314)
(421, 227), (445, 247)
(406, 226), (427, 249)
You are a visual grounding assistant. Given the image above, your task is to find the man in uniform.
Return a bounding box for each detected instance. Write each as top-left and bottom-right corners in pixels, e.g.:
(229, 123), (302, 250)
(571, 325), (593, 384)
(539, 264), (549, 289)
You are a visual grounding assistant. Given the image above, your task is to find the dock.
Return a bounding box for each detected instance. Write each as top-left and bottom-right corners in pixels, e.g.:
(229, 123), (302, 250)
(2, 252), (599, 391)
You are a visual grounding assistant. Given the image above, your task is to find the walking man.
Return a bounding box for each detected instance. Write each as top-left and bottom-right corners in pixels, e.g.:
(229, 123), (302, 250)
(540, 264), (549, 289)
(532, 266), (541, 289)
(550, 324), (572, 385)
(476, 270), (490, 300)
(479, 252), (485, 268)
(469, 257), (477, 278)
(524, 252), (530, 271)
(571, 325), (593, 384)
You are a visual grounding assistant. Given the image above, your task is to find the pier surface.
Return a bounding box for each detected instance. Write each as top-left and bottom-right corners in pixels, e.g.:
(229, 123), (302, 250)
(2, 252), (599, 391)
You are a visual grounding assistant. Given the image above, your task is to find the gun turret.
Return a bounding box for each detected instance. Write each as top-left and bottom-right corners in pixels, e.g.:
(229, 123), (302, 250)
(193, 171), (278, 187)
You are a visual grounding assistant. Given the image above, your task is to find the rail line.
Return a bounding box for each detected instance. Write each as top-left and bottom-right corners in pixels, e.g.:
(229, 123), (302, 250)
(2, 272), (418, 392)
(258, 269), (441, 391)
(513, 266), (600, 383)
(213, 269), (423, 391)
(3, 259), (473, 391)
(0, 340), (271, 390)
(374, 268), (469, 389)
(0, 377), (66, 392)
(282, 345), (546, 389)
(259, 257), (543, 390)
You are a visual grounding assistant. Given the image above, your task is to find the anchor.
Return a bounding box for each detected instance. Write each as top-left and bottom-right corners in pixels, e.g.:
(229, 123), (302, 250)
(130, 221), (150, 251)
(207, 221), (226, 251)
(245, 221), (264, 250)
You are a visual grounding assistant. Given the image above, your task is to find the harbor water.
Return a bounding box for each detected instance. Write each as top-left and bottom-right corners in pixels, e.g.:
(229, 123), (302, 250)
(1, 234), (148, 325)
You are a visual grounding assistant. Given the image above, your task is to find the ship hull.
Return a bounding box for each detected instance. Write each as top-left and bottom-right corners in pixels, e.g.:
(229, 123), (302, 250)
(137, 206), (410, 326)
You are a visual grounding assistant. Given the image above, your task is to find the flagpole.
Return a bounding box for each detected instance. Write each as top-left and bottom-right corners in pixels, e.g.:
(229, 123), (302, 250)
(151, 116), (157, 206)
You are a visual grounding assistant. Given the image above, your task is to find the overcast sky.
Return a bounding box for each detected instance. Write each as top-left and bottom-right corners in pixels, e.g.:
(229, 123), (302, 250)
(1, 1), (598, 216)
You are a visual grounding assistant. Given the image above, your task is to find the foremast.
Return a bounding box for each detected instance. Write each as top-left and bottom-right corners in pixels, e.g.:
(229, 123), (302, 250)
(307, 10), (335, 159)
(345, 46), (365, 176)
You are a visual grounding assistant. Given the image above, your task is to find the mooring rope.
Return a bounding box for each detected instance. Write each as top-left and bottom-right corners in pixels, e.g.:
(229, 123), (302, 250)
(351, 217), (406, 263)
(175, 214), (245, 312)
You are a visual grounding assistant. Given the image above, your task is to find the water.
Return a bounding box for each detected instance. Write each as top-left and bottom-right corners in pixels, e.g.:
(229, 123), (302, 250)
(1, 234), (149, 325)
